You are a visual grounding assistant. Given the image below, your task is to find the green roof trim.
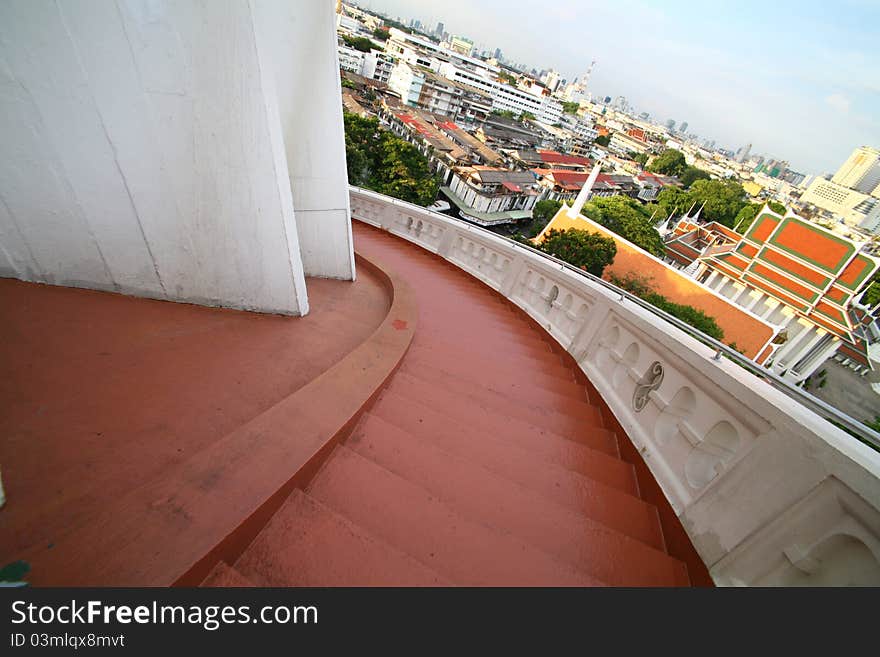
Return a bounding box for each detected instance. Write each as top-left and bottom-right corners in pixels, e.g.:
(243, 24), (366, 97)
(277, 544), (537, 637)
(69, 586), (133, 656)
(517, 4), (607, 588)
(752, 246), (831, 291)
(767, 217), (855, 274)
(838, 253), (878, 292)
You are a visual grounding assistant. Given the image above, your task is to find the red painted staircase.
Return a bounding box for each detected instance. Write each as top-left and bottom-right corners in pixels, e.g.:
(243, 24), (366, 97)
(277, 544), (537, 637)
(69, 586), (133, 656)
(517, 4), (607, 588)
(201, 223), (693, 587)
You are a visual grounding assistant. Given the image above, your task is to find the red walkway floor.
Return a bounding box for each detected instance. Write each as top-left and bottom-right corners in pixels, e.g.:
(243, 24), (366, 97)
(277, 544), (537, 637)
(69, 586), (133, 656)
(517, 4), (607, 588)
(203, 222), (693, 586)
(0, 271), (388, 566)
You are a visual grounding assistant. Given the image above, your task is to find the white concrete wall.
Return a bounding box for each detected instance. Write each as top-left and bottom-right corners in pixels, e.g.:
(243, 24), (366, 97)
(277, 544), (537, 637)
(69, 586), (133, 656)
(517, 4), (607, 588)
(0, 0), (317, 315)
(351, 186), (880, 586)
(254, 0), (355, 280)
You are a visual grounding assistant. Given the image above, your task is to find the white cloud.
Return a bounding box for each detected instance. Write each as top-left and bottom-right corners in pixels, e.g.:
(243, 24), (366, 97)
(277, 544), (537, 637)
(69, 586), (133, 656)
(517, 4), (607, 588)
(825, 93), (851, 113)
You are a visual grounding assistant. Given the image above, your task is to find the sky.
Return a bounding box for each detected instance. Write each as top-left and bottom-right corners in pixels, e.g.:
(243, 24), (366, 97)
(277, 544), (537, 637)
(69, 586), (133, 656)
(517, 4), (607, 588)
(356, 0), (880, 175)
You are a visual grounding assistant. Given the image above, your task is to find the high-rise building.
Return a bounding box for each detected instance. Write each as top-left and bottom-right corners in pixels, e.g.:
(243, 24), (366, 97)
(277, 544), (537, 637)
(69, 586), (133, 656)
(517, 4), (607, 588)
(435, 21), (444, 37)
(736, 143), (751, 164)
(832, 146), (880, 194)
(665, 119), (676, 131)
(678, 121), (688, 134)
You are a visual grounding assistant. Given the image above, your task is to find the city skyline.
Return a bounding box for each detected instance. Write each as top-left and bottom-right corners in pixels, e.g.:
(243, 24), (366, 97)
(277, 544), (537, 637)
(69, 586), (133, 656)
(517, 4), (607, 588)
(358, 0), (879, 176)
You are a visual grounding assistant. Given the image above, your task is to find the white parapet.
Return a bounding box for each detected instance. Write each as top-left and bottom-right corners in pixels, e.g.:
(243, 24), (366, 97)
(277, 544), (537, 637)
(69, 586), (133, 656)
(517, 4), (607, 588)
(350, 185), (880, 586)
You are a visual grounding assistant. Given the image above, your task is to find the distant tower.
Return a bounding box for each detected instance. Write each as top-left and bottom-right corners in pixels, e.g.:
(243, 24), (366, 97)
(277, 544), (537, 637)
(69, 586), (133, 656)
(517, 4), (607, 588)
(679, 121), (689, 134)
(582, 60), (596, 90)
(665, 119), (676, 131)
(736, 143), (752, 164)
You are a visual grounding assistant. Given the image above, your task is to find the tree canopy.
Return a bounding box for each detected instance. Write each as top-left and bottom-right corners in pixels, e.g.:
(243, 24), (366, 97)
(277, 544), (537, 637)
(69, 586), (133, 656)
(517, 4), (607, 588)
(536, 228), (617, 277)
(561, 101), (580, 115)
(651, 179), (748, 228)
(647, 149), (687, 176)
(679, 166), (710, 188)
(580, 195), (666, 257)
(593, 134), (610, 147)
(863, 274), (880, 306)
(523, 199), (562, 237)
(341, 35), (376, 52)
(632, 152), (649, 167)
(343, 112), (439, 206)
(733, 200), (785, 234)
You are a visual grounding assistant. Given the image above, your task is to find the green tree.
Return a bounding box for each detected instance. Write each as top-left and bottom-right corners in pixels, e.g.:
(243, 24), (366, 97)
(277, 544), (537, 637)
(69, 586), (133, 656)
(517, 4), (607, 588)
(862, 273), (880, 306)
(632, 152), (649, 167)
(498, 70), (517, 85)
(652, 186), (691, 220)
(491, 109), (516, 119)
(343, 112), (439, 206)
(372, 27), (390, 40)
(581, 195), (666, 257)
(594, 134), (611, 147)
(734, 200), (786, 234)
(537, 228), (617, 276)
(647, 149), (687, 176)
(524, 199), (562, 237)
(733, 203), (760, 234)
(679, 166), (710, 188)
(686, 179), (748, 227)
(342, 35), (376, 52)
(520, 111), (536, 121)
(561, 101), (580, 115)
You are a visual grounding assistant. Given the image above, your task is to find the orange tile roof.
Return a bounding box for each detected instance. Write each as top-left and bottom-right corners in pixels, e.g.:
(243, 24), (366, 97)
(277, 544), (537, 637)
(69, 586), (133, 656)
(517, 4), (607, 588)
(537, 209), (774, 357)
(770, 220), (854, 272)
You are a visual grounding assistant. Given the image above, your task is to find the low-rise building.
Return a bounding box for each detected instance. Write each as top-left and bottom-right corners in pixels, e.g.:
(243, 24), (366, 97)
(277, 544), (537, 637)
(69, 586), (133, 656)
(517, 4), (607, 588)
(445, 166), (541, 226)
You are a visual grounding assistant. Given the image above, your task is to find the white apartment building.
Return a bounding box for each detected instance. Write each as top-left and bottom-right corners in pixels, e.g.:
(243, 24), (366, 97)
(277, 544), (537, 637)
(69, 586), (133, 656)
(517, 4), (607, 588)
(801, 177), (880, 230)
(337, 42), (365, 73)
(832, 146), (880, 194)
(362, 50), (393, 84)
(387, 62), (461, 116)
(437, 62), (562, 124)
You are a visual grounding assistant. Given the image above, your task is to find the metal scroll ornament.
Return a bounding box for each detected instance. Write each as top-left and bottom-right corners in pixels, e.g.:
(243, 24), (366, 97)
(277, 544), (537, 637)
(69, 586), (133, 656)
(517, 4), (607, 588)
(632, 361), (664, 412)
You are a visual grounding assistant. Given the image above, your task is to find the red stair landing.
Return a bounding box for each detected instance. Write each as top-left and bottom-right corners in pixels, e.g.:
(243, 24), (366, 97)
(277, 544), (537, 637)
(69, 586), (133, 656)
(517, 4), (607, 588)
(203, 221), (704, 587)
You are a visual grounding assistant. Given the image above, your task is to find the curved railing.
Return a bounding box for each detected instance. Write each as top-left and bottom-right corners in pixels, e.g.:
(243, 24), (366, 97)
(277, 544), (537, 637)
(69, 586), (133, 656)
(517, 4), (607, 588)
(486, 225), (880, 449)
(350, 185), (880, 586)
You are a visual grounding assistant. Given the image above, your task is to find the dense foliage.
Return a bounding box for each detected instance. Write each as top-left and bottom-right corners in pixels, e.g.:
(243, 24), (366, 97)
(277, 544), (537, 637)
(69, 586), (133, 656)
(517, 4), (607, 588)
(593, 134), (611, 147)
(862, 274), (880, 306)
(523, 199), (562, 237)
(650, 179), (749, 228)
(733, 200), (786, 234)
(536, 228), (617, 277)
(647, 149), (687, 176)
(343, 112), (439, 206)
(609, 272), (725, 340)
(580, 195), (666, 257)
(679, 167), (710, 188)
(561, 101), (580, 115)
(341, 34), (376, 52)
(647, 148), (711, 188)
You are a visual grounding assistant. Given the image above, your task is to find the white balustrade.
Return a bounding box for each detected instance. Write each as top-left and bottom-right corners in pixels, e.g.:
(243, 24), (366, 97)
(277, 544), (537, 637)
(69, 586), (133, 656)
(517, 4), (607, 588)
(350, 186), (880, 586)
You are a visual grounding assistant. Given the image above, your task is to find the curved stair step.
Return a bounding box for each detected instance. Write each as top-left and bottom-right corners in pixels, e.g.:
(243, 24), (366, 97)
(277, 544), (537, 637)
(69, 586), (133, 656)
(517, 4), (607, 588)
(308, 446), (607, 586)
(386, 371), (609, 449)
(233, 490), (451, 587)
(351, 413), (665, 552)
